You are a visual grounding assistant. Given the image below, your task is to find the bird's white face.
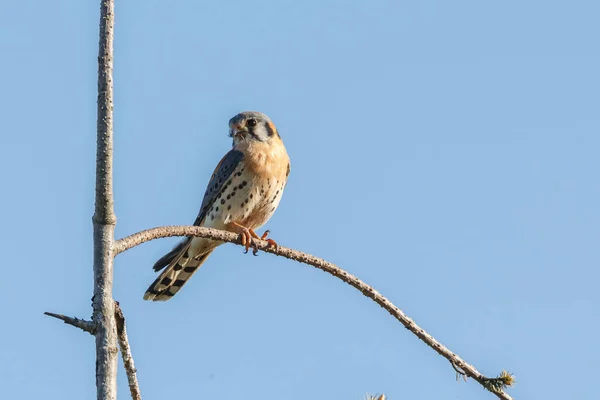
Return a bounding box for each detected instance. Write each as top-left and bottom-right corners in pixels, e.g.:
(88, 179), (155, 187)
(229, 111), (279, 146)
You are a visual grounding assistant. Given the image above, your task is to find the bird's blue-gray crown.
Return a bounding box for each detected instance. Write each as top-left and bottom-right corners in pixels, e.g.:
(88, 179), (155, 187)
(229, 111), (278, 142)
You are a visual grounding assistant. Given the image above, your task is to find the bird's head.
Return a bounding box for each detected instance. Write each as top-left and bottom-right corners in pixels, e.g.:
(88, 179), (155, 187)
(228, 111), (279, 145)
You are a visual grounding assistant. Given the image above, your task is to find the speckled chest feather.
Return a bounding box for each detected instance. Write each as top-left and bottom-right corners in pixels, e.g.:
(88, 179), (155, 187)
(203, 137), (290, 232)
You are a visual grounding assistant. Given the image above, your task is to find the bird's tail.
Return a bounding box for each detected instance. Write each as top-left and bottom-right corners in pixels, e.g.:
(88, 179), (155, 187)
(144, 238), (218, 301)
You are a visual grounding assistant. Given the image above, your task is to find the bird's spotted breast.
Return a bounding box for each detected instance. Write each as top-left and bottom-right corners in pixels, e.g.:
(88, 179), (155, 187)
(198, 137), (290, 233)
(202, 163), (288, 232)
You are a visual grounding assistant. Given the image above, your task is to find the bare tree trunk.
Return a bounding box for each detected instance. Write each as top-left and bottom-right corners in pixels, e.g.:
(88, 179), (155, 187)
(92, 1), (117, 399)
(45, 1), (141, 398)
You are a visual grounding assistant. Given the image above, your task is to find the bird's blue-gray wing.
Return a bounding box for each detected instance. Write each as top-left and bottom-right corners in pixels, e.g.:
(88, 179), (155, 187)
(193, 149), (244, 226)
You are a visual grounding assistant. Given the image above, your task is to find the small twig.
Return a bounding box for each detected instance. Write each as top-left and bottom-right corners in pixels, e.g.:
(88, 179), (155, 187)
(115, 302), (142, 400)
(44, 312), (96, 335)
(45, 305), (142, 400)
(114, 226), (514, 399)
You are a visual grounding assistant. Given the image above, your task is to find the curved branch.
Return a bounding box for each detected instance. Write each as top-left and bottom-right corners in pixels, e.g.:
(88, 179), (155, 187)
(115, 226), (514, 400)
(114, 226), (248, 255)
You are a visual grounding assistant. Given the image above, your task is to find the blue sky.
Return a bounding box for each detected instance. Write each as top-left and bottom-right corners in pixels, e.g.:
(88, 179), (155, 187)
(1, 1), (599, 399)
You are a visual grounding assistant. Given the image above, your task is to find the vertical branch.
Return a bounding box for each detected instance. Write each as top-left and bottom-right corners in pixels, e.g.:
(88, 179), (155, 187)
(93, 1), (117, 399)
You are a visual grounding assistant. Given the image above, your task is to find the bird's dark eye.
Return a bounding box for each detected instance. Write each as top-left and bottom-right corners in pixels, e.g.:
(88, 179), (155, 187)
(246, 118), (257, 127)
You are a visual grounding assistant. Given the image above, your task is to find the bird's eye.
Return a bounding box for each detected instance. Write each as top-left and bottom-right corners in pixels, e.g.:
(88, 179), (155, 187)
(246, 118), (257, 127)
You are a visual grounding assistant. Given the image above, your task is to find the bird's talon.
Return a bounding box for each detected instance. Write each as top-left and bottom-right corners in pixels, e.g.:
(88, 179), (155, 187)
(235, 224), (276, 255)
(239, 230), (252, 254)
(234, 222), (258, 254)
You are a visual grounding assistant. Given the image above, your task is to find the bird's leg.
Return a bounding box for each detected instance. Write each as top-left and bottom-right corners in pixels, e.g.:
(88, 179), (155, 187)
(232, 222), (260, 255)
(232, 223), (278, 256)
(259, 230), (278, 250)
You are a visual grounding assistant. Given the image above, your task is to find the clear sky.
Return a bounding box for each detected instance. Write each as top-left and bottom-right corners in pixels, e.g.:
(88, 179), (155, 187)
(1, 1), (598, 399)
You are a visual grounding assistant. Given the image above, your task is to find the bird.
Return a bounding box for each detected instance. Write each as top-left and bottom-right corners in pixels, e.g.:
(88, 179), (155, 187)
(143, 111), (291, 301)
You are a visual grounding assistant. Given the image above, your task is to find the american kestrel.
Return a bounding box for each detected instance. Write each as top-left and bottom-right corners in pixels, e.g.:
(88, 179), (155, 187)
(144, 111), (291, 301)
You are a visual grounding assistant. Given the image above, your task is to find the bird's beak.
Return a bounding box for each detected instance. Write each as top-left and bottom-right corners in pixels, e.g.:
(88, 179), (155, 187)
(230, 124), (246, 138)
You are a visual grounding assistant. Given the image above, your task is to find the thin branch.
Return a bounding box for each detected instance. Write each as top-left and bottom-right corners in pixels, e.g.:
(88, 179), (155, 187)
(44, 312), (96, 335)
(44, 304), (144, 400)
(115, 302), (142, 400)
(114, 226), (514, 400)
(92, 0), (118, 399)
(115, 226), (246, 255)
